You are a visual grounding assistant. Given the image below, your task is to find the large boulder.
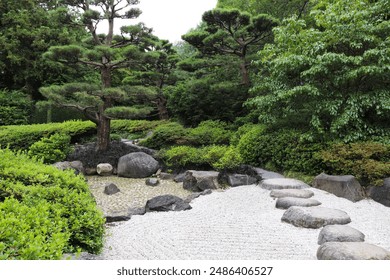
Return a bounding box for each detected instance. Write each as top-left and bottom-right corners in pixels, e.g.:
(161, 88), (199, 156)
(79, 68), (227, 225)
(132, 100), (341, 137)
(183, 170), (220, 192)
(281, 206), (351, 228)
(313, 173), (365, 202)
(97, 163), (113, 176)
(184, 189), (213, 203)
(270, 189), (314, 199)
(226, 174), (258, 187)
(369, 178), (390, 207)
(318, 225), (365, 245)
(317, 242), (390, 260)
(145, 195), (191, 212)
(261, 178), (310, 190)
(275, 197), (321, 209)
(117, 152), (159, 178)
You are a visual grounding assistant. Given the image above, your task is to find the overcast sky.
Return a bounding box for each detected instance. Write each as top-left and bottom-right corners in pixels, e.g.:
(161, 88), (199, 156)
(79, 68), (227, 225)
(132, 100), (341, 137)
(98, 0), (218, 43)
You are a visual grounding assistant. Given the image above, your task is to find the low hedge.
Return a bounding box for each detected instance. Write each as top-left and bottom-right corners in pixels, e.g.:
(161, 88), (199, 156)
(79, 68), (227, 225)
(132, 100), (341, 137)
(0, 120), (96, 150)
(0, 149), (105, 259)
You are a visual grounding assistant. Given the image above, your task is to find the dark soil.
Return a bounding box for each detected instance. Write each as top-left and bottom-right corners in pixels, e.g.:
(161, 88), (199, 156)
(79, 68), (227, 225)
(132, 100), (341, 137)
(67, 141), (157, 168)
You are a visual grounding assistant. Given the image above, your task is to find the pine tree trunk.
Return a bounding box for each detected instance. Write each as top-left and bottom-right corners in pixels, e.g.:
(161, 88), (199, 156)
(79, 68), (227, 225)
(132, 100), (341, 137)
(240, 59), (250, 86)
(96, 66), (112, 152)
(156, 93), (169, 120)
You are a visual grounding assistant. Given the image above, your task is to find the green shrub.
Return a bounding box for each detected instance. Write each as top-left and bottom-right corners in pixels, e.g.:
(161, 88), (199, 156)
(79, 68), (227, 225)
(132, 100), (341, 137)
(0, 149), (105, 259)
(189, 120), (232, 146)
(0, 90), (33, 126)
(230, 123), (258, 146)
(162, 146), (203, 168)
(318, 142), (390, 187)
(28, 133), (72, 164)
(212, 146), (243, 171)
(111, 120), (165, 139)
(237, 127), (326, 174)
(0, 120), (96, 150)
(140, 122), (191, 149)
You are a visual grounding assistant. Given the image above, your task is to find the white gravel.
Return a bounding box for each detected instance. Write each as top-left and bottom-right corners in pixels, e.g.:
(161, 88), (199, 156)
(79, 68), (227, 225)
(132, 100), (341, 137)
(99, 185), (390, 260)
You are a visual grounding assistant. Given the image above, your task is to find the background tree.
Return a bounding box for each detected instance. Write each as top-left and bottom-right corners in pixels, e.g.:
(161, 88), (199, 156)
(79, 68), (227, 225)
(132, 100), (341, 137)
(40, 0), (157, 151)
(182, 9), (278, 86)
(248, 0), (390, 142)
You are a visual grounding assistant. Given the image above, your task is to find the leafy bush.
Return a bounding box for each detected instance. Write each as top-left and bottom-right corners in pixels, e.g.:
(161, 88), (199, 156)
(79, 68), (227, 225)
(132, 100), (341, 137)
(28, 133), (72, 164)
(237, 127), (326, 174)
(0, 149), (105, 259)
(161, 145), (242, 170)
(318, 142), (390, 187)
(140, 122), (191, 149)
(0, 90), (33, 126)
(111, 119), (165, 140)
(189, 120), (232, 146)
(0, 120), (95, 150)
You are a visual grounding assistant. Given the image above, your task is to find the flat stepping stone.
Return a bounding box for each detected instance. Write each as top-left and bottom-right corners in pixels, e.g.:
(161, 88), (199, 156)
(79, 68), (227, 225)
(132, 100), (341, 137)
(276, 197), (321, 209)
(281, 206), (351, 228)
(261, 178), (310, 190)
(270, 189), (314, 198)
(317, 242), (390, 260)
(318, 225), (365, 245)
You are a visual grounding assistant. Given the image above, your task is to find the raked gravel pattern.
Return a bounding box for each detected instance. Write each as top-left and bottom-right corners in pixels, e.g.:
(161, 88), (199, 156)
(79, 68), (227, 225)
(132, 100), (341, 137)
(97, 184), (390, 260)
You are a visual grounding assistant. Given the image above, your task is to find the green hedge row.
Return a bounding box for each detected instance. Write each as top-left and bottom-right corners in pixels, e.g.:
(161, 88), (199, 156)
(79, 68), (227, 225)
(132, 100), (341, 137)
(0, 149), (105, 259)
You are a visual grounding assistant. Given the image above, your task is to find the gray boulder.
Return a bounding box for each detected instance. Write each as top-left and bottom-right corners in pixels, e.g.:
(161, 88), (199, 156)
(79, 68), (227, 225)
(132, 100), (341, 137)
(254, 168), (284, 180)
(270, 189), (314, 199)
(317, 242), (390, 260)
(261, 178), (310, 190)
(313, 173), (365, 202)
(104, 207), (146, 223)
(174, 172), (186, 183)
(53, 160), (85, 175)
(145, 195), (191, 212)
(145, 178), (159, 186)
(184, 189), (213, 203)
(318, 225), (365, 245)
(117, 152), (159, 178)
(275, 197), (321, 209)
(97, 163), (113, 176)
(183, 170), (220, 192)
(226, 174), (258, 187)
(369, 178), (390, 207)
(281, 206), (351, 228)
(103, 183), (120, 195)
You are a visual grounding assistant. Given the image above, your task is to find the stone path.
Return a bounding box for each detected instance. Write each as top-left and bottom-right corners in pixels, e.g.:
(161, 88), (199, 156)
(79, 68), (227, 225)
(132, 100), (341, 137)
(94, 178), (390, 260)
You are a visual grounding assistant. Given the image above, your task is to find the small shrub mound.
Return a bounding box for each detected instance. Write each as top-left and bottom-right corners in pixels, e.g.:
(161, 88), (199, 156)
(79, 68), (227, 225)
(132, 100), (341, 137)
(161, 145), (242, 171)
(0, 149), (105, 260)
(318, 142), (390, 187)
(188, 120), (232, 146)
(28, 133), (72, 164)
(140, 122), (191, 149)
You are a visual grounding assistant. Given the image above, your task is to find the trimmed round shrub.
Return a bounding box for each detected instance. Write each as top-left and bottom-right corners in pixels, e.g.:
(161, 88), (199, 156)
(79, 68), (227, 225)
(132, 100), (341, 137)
(28, 133), (72, 164)
(0, 149), (105, 259)
(189, 120), (232, 146)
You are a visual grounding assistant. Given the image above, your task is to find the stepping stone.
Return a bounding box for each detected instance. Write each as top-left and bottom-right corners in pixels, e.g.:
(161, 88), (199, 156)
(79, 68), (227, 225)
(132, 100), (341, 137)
(281, 206), (351, 228)
(276, 197), (321, 209)
(261, 178), (310, 190)
(270, 189), (314, 199)
(318, 225), (365, 245)
(317, 242), (390, 260)
(104, 207), (146, 223)
(255, 168), (284, 180)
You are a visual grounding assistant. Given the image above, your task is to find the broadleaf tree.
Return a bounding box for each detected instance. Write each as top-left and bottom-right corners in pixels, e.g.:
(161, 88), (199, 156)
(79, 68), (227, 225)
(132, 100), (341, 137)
(248, 0), (390, 142)
(40, 0), (157, 151)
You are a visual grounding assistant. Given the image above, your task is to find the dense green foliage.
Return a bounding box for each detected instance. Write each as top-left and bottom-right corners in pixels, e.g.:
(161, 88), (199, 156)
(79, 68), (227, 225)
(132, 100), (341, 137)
(0, 120), (96, 150)
(0, 89), (32, 125)
(161, 145), (242, 171)
(28, 133), (72, 164)
(248, 0), (390, 142)
(319, 142), (390, 187)
(0, 149), (105, 259)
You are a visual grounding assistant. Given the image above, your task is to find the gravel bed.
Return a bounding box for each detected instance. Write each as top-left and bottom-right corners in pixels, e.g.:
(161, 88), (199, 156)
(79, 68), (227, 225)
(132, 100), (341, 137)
(87, 176), (192, 214)
(96, 185), (390, 260)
